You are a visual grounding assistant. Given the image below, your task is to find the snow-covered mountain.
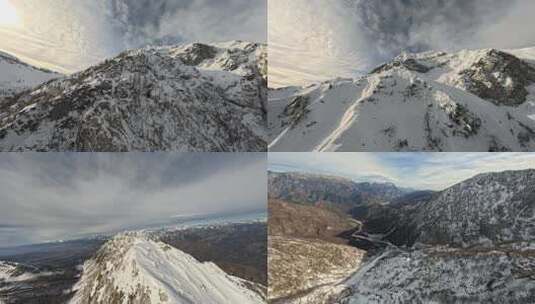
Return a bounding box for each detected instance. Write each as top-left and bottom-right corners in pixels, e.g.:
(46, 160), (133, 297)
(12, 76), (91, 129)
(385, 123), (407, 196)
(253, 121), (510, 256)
(269, 47), (535, 152)
(0, 51), (61, 99)
(69, 233), (265, 304)
(416, 169), (535, 247)
(0, 41), (267, 151)
(270, 169), (535, 303)
(334, 244), (535, 304)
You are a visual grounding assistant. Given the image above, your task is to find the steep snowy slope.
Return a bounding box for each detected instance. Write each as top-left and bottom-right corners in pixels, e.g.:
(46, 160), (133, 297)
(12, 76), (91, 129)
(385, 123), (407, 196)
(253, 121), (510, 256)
(269, 48), (535, 152)
(70, 233), (264, 304)
(0, 41), (266, 151)
(0, 51), (61, 99)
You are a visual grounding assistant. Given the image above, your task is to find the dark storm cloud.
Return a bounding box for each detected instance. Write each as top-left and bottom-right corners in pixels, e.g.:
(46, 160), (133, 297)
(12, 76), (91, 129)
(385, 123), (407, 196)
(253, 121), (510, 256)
(107, 0), (267, 49)
(351, 0), (535, 64)
(269, 0), (535, 87)
(0, 153), (266, 247)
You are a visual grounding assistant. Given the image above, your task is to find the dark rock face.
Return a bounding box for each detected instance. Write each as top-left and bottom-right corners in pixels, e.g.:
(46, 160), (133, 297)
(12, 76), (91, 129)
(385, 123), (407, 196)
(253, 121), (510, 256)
(0, 42), (267, 152)
(459, 50), (535, 106)
(371, 58), (433, 74)
(391, 190), (436, 207)
(283, 95), (309, 127)
(175, 43), (218, 66)
(371, 49), (535, 106)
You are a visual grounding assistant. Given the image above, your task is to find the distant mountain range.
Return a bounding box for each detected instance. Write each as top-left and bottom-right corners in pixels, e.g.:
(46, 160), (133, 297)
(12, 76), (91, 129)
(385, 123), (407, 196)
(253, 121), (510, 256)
(0, 41), (267, 151)
(268, 171), (416, 209)
(269, 47), (535, 152)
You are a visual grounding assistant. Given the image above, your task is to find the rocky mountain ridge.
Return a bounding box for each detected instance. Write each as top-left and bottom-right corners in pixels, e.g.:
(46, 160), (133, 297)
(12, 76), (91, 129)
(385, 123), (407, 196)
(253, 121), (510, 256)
(0, 41), (267, 151)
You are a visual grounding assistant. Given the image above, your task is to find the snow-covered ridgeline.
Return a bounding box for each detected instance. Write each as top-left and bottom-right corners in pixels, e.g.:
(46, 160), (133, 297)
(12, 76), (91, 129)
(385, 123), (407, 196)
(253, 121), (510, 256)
(70, 233), (264, 304)
(269, 47), (535, 152)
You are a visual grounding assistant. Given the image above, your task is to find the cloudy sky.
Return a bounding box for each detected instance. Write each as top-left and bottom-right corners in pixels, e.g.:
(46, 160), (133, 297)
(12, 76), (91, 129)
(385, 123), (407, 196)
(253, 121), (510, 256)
(0, 153), (266, 247)
(269, 152), (535, 190)
(0, 0), (266, 73)
(269, 0), (535, 87)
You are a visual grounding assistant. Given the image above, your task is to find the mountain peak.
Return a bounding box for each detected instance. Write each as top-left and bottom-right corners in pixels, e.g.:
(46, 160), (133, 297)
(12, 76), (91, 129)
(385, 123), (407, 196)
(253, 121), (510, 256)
(269, 46), (535, 152)
(0, 41), (267, 152)
(70, 233), (264, 304)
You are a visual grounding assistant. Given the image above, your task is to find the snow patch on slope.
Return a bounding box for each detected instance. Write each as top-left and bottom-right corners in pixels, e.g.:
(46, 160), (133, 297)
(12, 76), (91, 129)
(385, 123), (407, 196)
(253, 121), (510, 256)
(0, 51), (61, 99)
(0, 261), (59, 285)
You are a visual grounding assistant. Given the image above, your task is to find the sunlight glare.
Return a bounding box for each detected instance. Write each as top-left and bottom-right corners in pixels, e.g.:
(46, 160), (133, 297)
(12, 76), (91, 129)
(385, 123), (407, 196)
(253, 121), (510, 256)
(0, 0), (20, 27)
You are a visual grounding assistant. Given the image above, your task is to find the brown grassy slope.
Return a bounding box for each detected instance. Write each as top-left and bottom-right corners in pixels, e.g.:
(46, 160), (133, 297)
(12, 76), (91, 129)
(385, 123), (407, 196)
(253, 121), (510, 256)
(268, 199), (360, 244)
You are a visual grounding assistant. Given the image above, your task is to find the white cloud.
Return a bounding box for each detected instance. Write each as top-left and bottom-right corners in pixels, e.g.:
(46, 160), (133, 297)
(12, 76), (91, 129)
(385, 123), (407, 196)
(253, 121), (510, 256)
(0, 153), (266, 246)
(412, 153), (535, 190)
(268, 0), (371, 87)
(268, 152), (399, 183)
